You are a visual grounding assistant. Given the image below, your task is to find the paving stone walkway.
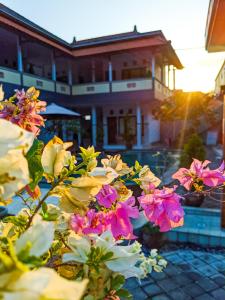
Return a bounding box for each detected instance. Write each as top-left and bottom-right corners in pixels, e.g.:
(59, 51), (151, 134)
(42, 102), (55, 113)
(125, 249), (225, 300)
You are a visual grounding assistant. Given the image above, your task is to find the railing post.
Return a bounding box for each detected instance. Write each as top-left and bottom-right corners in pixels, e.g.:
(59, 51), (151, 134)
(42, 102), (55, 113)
(173, 67), (176, 90)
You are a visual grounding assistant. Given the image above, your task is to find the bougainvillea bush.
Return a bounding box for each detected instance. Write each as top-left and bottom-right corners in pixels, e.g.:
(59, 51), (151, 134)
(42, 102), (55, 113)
(0, 87), (224, 300)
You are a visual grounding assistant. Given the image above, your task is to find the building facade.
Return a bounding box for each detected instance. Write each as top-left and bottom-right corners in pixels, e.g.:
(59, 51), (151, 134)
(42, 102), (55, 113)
(0, 4), (183, 150)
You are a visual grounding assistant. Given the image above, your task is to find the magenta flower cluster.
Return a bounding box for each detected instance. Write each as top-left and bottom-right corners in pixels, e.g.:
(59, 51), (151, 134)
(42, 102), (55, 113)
(71, 158), (225, 239)
(0, 87), (46, 135)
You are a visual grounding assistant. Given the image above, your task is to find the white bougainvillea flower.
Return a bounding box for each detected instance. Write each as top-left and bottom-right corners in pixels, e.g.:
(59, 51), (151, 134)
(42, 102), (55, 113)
(41, 136), (72, 179)
(101, 155), (131, 176)
(0, 84), (4, 101)
(63, 233), (91, 264)
(0, 268), (87, 300)
(0, 150), (30, 202)
(15, 216), (55, 257)
(88, 167), (118, 183)
(139, 165), (161, 189)
(0, 119), (34, 156)
(63, 231), (144, 279)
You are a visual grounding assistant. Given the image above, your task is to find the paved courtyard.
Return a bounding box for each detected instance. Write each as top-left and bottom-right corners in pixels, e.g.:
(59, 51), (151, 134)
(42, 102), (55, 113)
(125, 249), (225, 300)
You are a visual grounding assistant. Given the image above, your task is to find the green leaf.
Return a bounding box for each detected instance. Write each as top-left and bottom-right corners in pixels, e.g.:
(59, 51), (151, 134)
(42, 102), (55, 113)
(42, 202), (48, 215)
(117, 288), (133, 299)
(111, 274), (125, 291)
(26, 139), (44, 190)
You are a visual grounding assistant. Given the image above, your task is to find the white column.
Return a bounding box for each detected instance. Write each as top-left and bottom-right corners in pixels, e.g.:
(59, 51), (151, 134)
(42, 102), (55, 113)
(167, 65), (170, 89)
(103, 114), (108, 147)
(151, 55), (155, 80)
(16, 36), (23, 72)
(91, 60), (96, 83)
(91, 107), (97, 147)
(51, 51), (56, 81)
(108, 60), (113, 82)
(136, 105), (142, 149)
(173, 67), (176, 90)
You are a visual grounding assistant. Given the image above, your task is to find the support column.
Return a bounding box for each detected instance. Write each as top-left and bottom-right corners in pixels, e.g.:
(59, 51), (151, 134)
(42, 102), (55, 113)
(103, 114), (108, 147)
(173, 67), (176, 90)
(151, 55), (155, 80)
(136, 105), (142, 149)
(91, 60), (96, 83)
(91, 107), (97, 147)
(51, 51), (56, 81)
(167, 65), (170, 89)
(108, 58), (112, 92)
(16, 36), (23, 73)
(68, 61), (73, 85)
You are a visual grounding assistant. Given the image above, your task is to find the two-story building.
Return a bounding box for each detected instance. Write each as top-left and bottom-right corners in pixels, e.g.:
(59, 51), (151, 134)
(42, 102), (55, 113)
(0, 4), (183, 150)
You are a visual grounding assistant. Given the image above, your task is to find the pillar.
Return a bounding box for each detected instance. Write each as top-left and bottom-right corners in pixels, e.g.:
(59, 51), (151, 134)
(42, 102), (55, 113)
(173, 67), (176, 90)
(51, 51), (56, 81)
(91, 107), (97, 147)
(136, 105), (142, 149)
(16, 36), (23, 72)
(68, 61), (73, 85)
(151, 55), (155, 80)
(167, 65), (170, 89)
(103, 114), (108, 147)
(91, 60), (96, 83)
(108, 59), (112, 82)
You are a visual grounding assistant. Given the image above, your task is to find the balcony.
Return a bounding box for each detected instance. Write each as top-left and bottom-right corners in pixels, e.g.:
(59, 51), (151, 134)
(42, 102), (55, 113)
(23, 73), (55, 92)
(0, 66), (21, 85)
(0, 66), (172, 100)
(111, 78), (153, 92)
(72, 82), (110, 95)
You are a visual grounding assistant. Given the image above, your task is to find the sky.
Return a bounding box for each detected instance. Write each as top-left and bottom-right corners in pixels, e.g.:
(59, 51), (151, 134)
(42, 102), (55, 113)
(1, 0), (225, 92)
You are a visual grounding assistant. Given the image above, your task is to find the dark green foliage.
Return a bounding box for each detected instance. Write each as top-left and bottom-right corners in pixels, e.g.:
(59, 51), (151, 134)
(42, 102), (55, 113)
(180, 134), (206, 168)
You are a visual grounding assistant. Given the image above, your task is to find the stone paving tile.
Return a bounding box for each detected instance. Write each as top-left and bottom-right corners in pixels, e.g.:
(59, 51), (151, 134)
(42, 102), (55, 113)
(150, 271), (168, 281)
(163, 263), (182, 276)
(127, 249), (225, 300)
(131, 287), (148, 300)
(143, 283), (162, 297)
(184, 270), (204, 281)
(169, 288), (191, 300)
(157, 278), (179, 292)
(151, 295), (170, 300)
(195, 294), (215, 300)
(197, 264), (219, 277)
(182, 283), (205, 298)
(210, 274), (225, 287)
(210, 288), (225, 299)
(172, 273), (193, 286)
(196, 277), (218, 292)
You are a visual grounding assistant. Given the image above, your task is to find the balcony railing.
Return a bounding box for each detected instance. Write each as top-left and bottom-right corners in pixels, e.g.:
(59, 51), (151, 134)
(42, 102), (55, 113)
(72, 82), (110, 95)
(0, 66), (172, 100)
(23, 73), (55, 92)
(0, 66), (21, 85)
(112, 78), (152, 92)
(154, 79), (173, 100)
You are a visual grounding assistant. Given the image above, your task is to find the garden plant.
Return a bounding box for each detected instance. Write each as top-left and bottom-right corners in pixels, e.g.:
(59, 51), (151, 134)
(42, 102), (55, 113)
(0, 86), (224, 299)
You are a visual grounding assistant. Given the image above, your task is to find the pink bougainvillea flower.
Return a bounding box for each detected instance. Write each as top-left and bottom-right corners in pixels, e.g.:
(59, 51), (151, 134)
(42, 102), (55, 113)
(138, 186), (184, 232)
(0, 87), (46, 136)
(105, 196), (139, 240)
(70, 209), (106, 235)
(96, 184), (118, 208)
(172, 159), (225, 190)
